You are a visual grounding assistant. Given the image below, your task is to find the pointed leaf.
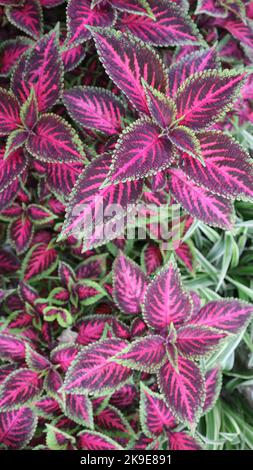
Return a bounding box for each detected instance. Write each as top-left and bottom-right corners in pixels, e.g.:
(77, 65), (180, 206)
(78, 430), (123, 450)
(110, 0), (152, 15)
(140, 383), (176, 437)
(0, 88), (21, 136)
(176, 324), (226, 358)
(67, 0), (116, 46)
(168, 168), (234, 229)
(113, 253), (149, 315)
(65, 394), (94, 428)
(63, 338), (132, 395)
(6, 0), (43, 40)
(143, 82), (177, 128)
(168, 48), (220, 97)
(0, 408), (37, 449)
(108, 118), (174, 184)
(0, 177), (22, 212)
(61, 42), (86, 72)
(114, 335), (166, 372)
(142, 244), (162, 276)
(92, 28), (167, 113)
(181, 131), (253, 202)
(203, 368), (222, 414)
(119, 0), (202, 46)
(169, 431), (203, 450)
(20, 88), (38, 130)
(143, 259), (193, 333)
(8, 215), (33, 254)
(25, 344), (51, 372)
(0, 37), (32, 77)
(26, 114), (85, 163)
(192, 299), (253, 334)
(5, 129), (28, 158)
(63, 86), (126, 135)
(45, 160), (84, 197)
(95, 404), (132, 438)
(0, 148), (27, 192)
(27, 204), (56, 224)
(168, 126), (202, 160)
(0, 368), (43, 410)
(21, 242), (58, 281)
(0, 333), (26, 362)
(158, 357), (205, 428)
(175, 70), (245, 130)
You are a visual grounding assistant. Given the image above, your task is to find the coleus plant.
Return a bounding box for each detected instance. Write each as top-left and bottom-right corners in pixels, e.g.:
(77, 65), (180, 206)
(0, 0), (253, 452)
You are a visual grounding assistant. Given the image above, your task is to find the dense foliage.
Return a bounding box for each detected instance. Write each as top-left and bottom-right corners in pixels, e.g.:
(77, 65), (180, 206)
(0, 0), (253, 450)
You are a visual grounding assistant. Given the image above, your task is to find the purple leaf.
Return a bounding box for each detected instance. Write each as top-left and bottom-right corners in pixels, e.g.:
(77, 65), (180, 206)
(0, 88), (21, 136)
(203, 368), (222, 414)
(0, 368), (43, 410)
(65, 393), (94, 428)
(113, 252), (149, 315)
(168, 126), (202, 160)
(140, 383), (176, 437)
(20, 88), (38, 130)
(78, 430), (123, 450)
(6, 0), (43, 40)
(176, 324), (226, 358)
(0, 333), (26, 362)
(143, 82), (177, 128)
(0, 148), (27, 192)
(21, 242), (58, 281)
(0, 37), (32, 77)
(8, 215), (33, 254)
(114, 335), (166, 372)
(0, 408), (37, 449)
(168, 431), (203, 450)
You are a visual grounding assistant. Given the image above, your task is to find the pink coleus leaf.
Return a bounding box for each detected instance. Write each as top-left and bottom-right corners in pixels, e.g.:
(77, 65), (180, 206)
(175, 69), (245, 130)
(44, 368), (63, 397)
(51, 344), (79, 372)
(143, 82), (177, 128)
(27, 204), (56, 224)
(67, 0), (116, 46)
(58, 261), (75, 288)
(168, 168), (234, 229)
(203, 368), (222, 414)
(142, 243), (162, 276)
(0, 88), (21, 136)
(78, 430), (123, 450)
(150, 171), (167, 191)
(65, 393), (94, 428)
(25, 344), (51, 372)
(94, 404), (132, 438)
(63, 86), (126, 135)
(59, 153), (142, 246)
(108, 118), (174, 184)
(168, 126), (202, 160)
(0, 368), (43, 410)
(77, 315), (111, 346)
(110, 0), (152, 15)
(0, 37), (32, 77)
(0, 407), (37, 449)
(168, 431), (203, 450)
(26, 114), (85, 163)
(0, 177), (22, 212)
(0, 148), (27, 192)
(8, 215), (34, 254)
(167, 48), (220, 97)
(22, 26), (63, 112)
(119, 0), (202, 46)
(195, 0), (228, 17)
(181, 131), (253, 202)
(44, 160), (84, 197)
(5, 0), (43, 40)
(114, 335), (166, 372)
(140, 383), (176, 437)
(63, 338), (132, 395)
(21, 242), (58, 281)
(5, 129), (29, 158)
(192, 299), (253, 334)
(223, 18), (253, 49)
(20, 88), (38, 130)
(61, 42), (86, 72)
(0, 333), (26, 362)
(113, 253), (149, 315)
(175, 242), (193, 272)
(158, 357), (205, 428)
(176, 324), (226, 358)
(143, 259), (193, 333)
(43, 306), (73, 328)
(91, 28), (167, 113)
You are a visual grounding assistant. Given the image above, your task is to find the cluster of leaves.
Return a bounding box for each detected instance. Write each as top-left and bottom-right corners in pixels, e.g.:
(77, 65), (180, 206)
(0, 0), (253, 450)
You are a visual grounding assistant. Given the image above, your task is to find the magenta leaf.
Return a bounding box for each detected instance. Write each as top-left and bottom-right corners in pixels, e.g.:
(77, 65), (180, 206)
(63, 86), (125, 135)
(25, 344), (51, 372)
(223, 18), (253, 49)
(0, 37), (32, 77)
(113, 252), (148, 315)
(203, 368), (222, 415)
(0, 333), (26, 362)
(0, 407), (37, 449)
(20, 88), (38, 130)
(0, 368), (43, 410)
(110, 0), (152, 15)
(44, 160), (84, 197)
(5, 129), (28, 158)
(176, 325), (226, 358)
(8, 215), (34, 254)
(158, 357), (205, 428)
(94, 404), (132, 440)
(168, 168), (234, 229)
(78, 430), (123, 450)
(169, 431), (203, 450)
(108, 119), (174, 184)
(0, 88), (21, 136)
(21, 242), (58, 281)
(140, 383), (176, 437)
(142, 244), (162, 276)
(119, 0), (202, 46)
(63, 338), (132, 395)
(65, 394), (94, 428)
(192, 299), (253, 334)
(0, 177), (22, 212)
(114, 335), (166, 372)
(167, 48), (220, 97)
(59, 154), (142, 248)
(6, 0), (43, 40)
(195, 0), (227, 17)
(143, 82), (177, 128)
(27, 204), (56, 224)
(91, 28), (167, 113)
(176, 70), (245, 130)
(143, 259), (193, 333)
(77, 315), (111, 346)
(168, 126), (202, 160)
(67, 0), (116, 46)
(0, 148), (27, 192)
(181, 131), (253, 201)
(51, 344), (78, 372)
(22, 26), (63, 112)
(26, 114), (85, 163)
(61, 42), (86, 72)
